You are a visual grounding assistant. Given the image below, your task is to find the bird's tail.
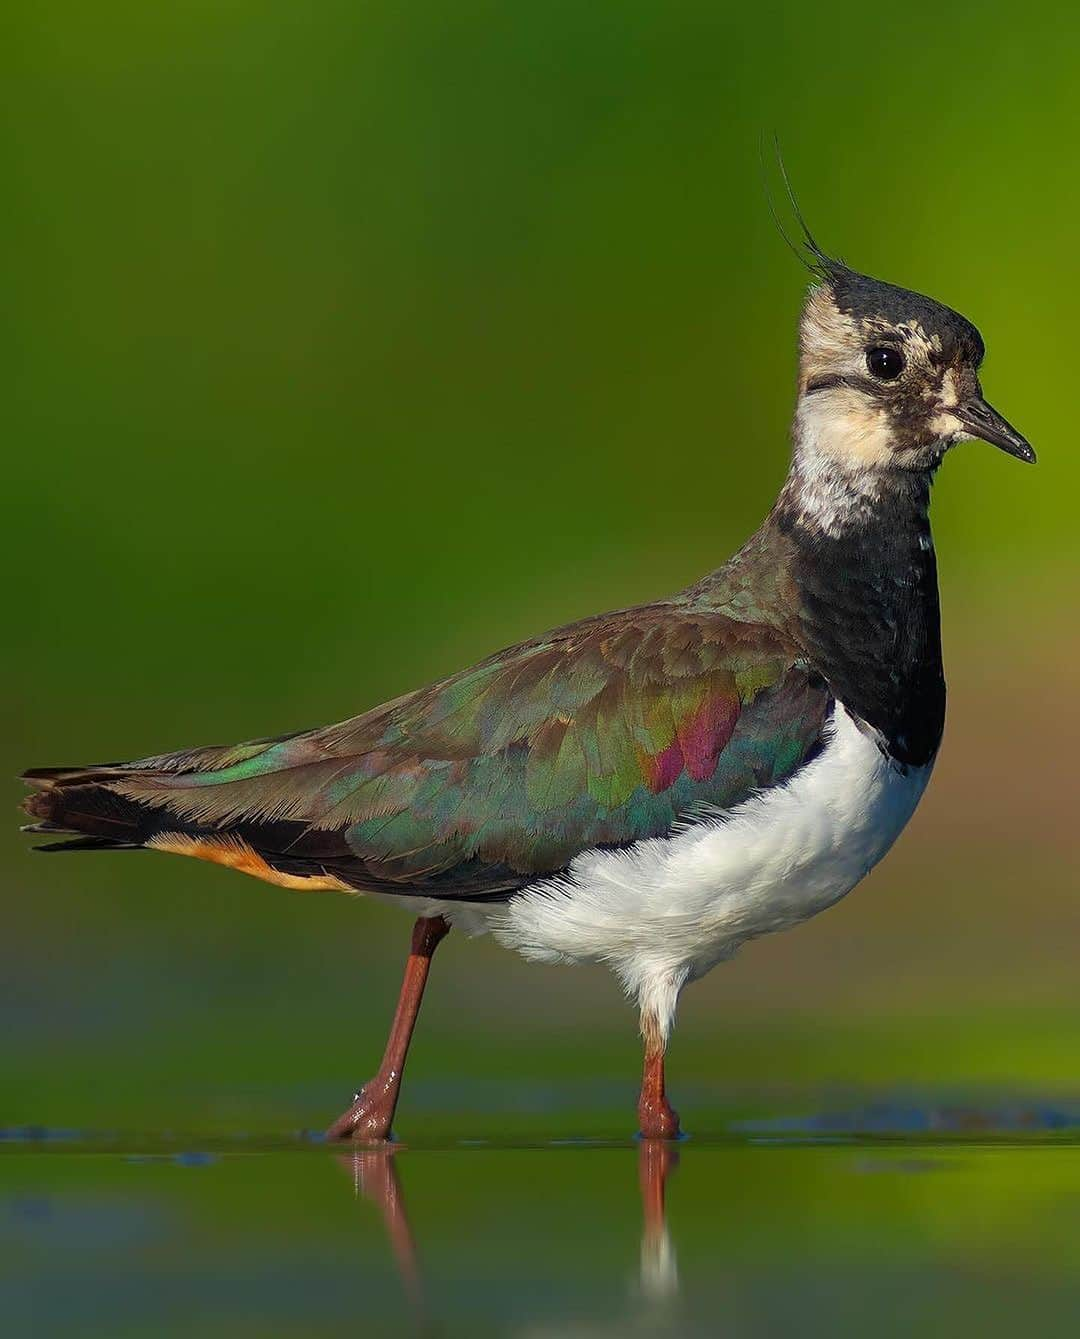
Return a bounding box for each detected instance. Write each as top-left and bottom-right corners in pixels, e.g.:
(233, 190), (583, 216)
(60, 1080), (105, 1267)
(21, 764), (164, 852)
(19, 727), (312, 853)
(19, 739), (362, 894)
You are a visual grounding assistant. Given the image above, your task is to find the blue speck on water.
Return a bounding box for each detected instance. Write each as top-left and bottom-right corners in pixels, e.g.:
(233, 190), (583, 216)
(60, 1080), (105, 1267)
(733, 1100), (1080, 1138)
(173, 1152), (217, 1167)
(1034, 1107), (1073, 1130)
(0, 1126), (83, 1143)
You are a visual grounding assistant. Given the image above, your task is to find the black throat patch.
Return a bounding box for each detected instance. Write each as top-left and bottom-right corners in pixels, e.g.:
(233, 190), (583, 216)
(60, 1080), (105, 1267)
(778, 473), (945, 768)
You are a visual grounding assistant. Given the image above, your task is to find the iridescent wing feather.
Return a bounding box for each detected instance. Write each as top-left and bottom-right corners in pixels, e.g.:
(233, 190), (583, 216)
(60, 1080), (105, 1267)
(23, 605), (832, 900)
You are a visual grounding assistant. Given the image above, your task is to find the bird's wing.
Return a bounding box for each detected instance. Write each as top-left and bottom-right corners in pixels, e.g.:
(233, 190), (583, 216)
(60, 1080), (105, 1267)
(25, 605), (832, 899)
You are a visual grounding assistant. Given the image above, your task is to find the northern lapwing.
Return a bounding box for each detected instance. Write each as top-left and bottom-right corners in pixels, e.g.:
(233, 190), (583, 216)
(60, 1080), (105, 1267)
(21, 209), (1034, 1141)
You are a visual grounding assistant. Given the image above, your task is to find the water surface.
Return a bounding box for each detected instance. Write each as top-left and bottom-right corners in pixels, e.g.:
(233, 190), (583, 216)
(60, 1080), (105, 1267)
(6, 1093), (1080, 1337)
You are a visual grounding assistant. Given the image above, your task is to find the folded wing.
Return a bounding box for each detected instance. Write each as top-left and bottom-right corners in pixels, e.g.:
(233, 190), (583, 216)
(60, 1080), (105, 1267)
(23, 605), (832, 899)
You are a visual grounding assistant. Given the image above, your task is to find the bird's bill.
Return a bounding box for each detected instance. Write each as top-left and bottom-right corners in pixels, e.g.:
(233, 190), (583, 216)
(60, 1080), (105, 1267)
(956, 397), (1036, 463)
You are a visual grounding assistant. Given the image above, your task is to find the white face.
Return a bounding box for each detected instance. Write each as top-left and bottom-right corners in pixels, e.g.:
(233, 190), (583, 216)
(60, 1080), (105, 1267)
(795, 285), (976, 474)
(792, 279), (1032, 475)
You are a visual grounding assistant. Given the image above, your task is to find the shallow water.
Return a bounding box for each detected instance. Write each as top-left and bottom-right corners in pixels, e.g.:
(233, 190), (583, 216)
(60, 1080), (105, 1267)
(6, 1096), (1080, 1337)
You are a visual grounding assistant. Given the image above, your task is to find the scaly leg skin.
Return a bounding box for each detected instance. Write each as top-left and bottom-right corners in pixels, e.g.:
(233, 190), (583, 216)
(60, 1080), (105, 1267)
(325, 915), (450, 1142)
(636, 1008), (681, 1140)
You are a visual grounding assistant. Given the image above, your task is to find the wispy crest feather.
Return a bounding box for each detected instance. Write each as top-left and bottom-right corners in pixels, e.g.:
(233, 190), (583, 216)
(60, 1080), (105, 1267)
(760, 134), (845, 281)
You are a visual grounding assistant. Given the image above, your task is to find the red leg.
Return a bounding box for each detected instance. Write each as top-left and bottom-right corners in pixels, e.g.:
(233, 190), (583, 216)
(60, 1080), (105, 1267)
(325, 915), (449, 1142)
(636, 1011), (681, 1140)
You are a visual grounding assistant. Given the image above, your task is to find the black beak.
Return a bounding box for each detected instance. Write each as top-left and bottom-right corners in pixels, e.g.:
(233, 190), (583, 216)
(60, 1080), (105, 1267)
(956, 397), (1036, 463)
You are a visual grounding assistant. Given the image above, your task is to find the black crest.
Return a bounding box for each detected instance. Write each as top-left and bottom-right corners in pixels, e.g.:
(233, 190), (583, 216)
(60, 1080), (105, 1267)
(760, 135), (845, 281)
(762, 137), (984, 364)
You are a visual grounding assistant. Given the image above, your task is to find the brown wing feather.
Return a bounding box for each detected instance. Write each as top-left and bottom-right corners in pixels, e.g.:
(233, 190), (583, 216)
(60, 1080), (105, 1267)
(23, 602), (831, 900)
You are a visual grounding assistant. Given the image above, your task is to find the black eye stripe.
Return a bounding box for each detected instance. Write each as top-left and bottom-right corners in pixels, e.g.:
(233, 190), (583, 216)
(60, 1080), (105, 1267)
(866, 346), (905, 380)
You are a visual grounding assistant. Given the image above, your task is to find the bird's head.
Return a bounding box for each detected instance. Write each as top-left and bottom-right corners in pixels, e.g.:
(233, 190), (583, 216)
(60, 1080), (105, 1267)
(795, 259), (1034, 475)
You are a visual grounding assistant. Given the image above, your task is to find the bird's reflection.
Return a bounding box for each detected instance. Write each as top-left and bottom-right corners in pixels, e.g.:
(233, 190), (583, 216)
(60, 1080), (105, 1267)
(638, 1138), (680, 1300)
(336, 1138), (681, 1325)
(336, 1146), (426, 1322)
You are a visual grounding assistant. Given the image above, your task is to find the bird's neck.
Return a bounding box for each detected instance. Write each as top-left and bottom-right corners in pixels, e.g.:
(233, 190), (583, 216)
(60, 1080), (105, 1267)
(776, 451), (934, 541)
(687, 451), (945, 768)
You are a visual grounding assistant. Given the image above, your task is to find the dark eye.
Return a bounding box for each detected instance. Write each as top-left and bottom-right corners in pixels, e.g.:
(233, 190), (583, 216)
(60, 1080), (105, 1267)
(866, 346), (905, 380)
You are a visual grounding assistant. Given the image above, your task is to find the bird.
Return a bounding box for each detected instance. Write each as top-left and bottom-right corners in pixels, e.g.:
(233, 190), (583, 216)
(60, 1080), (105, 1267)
(20, 199), (1035, 1142)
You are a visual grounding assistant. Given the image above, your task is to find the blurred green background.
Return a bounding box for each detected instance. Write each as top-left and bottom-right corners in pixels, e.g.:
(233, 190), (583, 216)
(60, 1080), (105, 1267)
(3, 1), (1078, 1138)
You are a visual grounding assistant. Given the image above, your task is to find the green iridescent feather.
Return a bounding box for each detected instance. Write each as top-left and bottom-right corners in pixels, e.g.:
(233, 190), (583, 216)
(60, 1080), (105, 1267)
(38, 600), (833, 897)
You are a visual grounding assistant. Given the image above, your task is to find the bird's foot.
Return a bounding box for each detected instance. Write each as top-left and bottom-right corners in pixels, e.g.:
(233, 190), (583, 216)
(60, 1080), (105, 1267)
(325, 1074), (398, 1142)
(637, 1095), (681, 1141)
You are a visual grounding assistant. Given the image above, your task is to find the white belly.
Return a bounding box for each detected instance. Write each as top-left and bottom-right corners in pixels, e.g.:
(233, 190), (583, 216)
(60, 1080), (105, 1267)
(461, 705), (932, 998)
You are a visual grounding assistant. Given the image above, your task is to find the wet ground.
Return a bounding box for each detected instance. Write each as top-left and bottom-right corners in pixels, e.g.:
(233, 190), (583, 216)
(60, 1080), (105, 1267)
(6, 1090), (1080, 1337)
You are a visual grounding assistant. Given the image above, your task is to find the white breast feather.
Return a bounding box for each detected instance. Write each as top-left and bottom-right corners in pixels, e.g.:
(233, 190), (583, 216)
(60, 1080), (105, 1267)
(414, 706), (933, 1034)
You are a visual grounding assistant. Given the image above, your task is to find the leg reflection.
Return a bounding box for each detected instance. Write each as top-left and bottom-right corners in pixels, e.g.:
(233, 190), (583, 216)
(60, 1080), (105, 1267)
(335, 1140), (682, 1328)
(638, 1138), (680, 1301)
(336, 1146), (425, 1317)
